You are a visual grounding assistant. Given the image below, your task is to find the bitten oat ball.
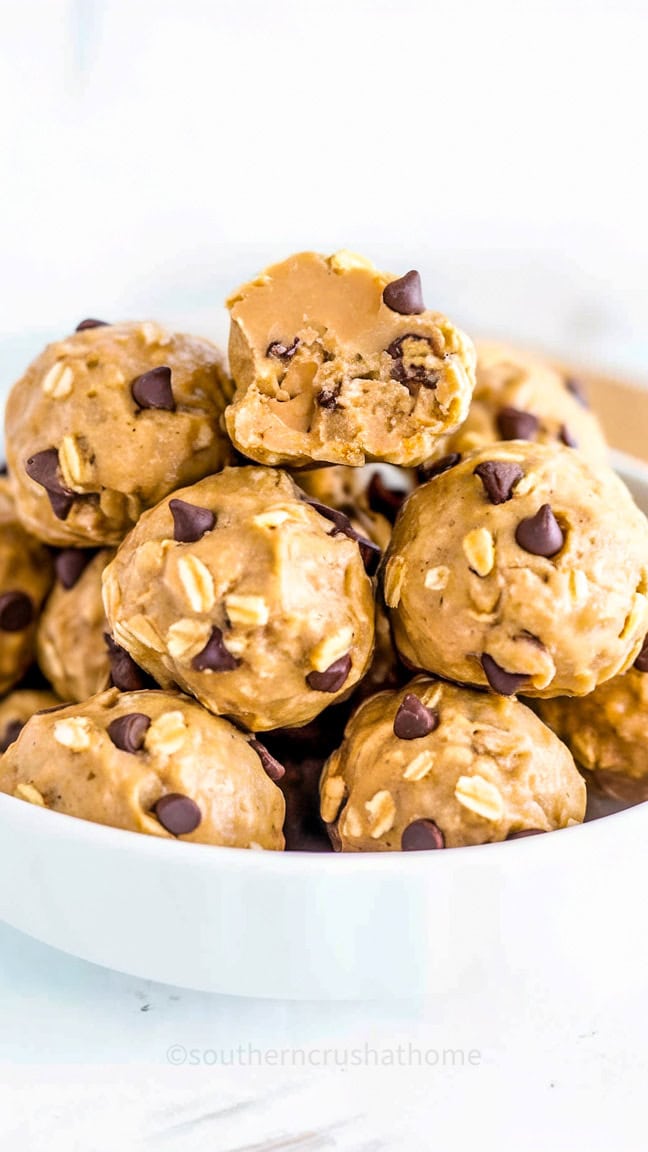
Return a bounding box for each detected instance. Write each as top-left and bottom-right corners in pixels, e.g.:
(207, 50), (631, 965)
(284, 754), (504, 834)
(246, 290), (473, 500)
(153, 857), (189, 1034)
(0, 478), (54, 694)
(0, 688), (285, 848)
(5, 320), (233, 547)
(425, 341), (609, 469)
(102, 467), (376, 730)
(320, 677), (585, 850)
(37, 549), (115, 702)
(384, 442), (648, 697)
(537, 645), (648, 795)
(0, 690), (60, 755)
(225, 251), (476, 468)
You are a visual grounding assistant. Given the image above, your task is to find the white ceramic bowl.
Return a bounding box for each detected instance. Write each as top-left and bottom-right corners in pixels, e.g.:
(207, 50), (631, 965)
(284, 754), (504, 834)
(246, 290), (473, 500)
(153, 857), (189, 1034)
(1, 369), (647, 997)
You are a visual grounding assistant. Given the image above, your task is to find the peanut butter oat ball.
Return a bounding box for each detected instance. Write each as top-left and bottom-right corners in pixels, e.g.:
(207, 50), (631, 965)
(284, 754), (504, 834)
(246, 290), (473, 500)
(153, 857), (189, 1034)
(5, 320), (233, 547)
(426, 341), (608, 469)
(102, 467), (376, 731)
(36, 549), (115, 702)
(320, 677), (585, 850)
(383, 442), (648, 697)
(0, 690), (60, 755)
(0, 478), (54, 695)
(537, 645), (648, 795)
(0, 688), (285, 849)
(225, 251), (476, 468)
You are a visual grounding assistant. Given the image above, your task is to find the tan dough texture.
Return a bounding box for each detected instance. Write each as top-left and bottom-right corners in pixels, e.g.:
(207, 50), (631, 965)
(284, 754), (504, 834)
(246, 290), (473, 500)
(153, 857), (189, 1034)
(5, 321), (233, 547)
(0, 688), (285, 849)
(0, 479), (54, 694)
(384, 442), (648, 697)
(427, 341), (609, 468)
(37, 550), (115, 702)
(103, 467), (376, 731)
(225, 251), (476, 467)
(320, 677), (585, 850)
(0, 689), (60, 754)
(537, 665), (648, 788)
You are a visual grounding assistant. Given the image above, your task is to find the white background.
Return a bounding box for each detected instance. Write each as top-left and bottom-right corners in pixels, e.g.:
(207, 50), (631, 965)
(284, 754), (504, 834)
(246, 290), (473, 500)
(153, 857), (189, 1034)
(1, 1), (648, 1148)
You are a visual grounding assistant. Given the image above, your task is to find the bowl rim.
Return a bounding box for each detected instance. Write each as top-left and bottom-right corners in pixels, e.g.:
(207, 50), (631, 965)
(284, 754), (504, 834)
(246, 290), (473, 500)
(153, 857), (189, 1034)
(0, 786), (644, 873)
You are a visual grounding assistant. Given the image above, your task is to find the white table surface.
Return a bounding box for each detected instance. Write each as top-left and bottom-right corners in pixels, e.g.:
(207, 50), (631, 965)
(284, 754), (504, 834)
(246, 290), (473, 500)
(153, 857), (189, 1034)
(1, 915), (646, 1151)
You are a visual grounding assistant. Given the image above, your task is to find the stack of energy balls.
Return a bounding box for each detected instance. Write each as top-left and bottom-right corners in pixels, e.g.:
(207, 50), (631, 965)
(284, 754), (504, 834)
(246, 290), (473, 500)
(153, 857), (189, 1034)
(1, 250), (647, 853)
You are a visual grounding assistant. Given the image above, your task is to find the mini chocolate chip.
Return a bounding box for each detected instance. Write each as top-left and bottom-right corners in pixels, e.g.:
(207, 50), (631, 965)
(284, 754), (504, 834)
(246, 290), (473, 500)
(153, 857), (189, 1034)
(495, 407), (539, 441)
(386, 334), (440, 394)
(0, 462), (7, 476)
(481, 654), (529, 696)
(0, 592), (34, 632)
(249, 738), (286, 782)
(75, 318), (109, 331)
(382, 271), (425, 315)
(307, 654), (352, 693)
(515, 504), (564, 557)
(367, 473), (407, 524)
(418, 453), (462, 483)
(191, 627), (241, 672)
(154, 793), (202, 836)
(107, 712), (151, 754)
(104, 634), (151, 692)
(317, 383), (341, 409)
(565, 376), (589, 408)
(304, 498), (381, 575)
(55, 549), (94, 590)
(393, 693), (440, 740)
(25, 448), (75, 520)
(266, 338), (300, 361)
(507, 829), (546, 840)
(131, 366), (175, 411)
(401, 819), (445, 851)
(634, 634), (648, 673)
(0, 720), (24, 753)
(169, 499), (215, 544)
(559, 424), (578, 448)
(474, 460), (524, 505)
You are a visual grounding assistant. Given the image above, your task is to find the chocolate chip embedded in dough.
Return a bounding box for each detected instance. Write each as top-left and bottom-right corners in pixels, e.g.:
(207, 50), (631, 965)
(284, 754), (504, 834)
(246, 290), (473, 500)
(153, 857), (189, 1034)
(634, 634), (648, 673)
(25, 448), (75, 520)
(515, 504), (564, 557)
(393, 693), (439, 740)
(401, 819), (445, 850)
(304, 498), (380, 575)
(75, 318), (110, 331)
(154, 793), (202, 836)
(266, 338), (299, 361)
(382, 270), (425, 315)
(55, 549), (94, 590)
(191, 627), (241, 672)
(0, 720), (25, 753)
(565, 376), (590, 408)
(367, 473), (407, 524)
(169, 499), (216, 544)
(249, 738), (286, 782)
(104, 634), (151, 692)
(0, 592), (34, 632)
(107, 712), (151, 754)
(131, 366), (175, 411)
(473, 460), (524, 505)
(307, 654), (352, 693)
(481, 654), (529, 696)
(559, 424), (578, 449)
(495, 407), (539, 442)
(418, 453), (461, 483)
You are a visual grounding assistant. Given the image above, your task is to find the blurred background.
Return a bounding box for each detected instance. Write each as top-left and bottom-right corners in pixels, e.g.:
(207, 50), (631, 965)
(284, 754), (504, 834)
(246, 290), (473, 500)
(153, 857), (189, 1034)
(1, 0), (647, 381)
